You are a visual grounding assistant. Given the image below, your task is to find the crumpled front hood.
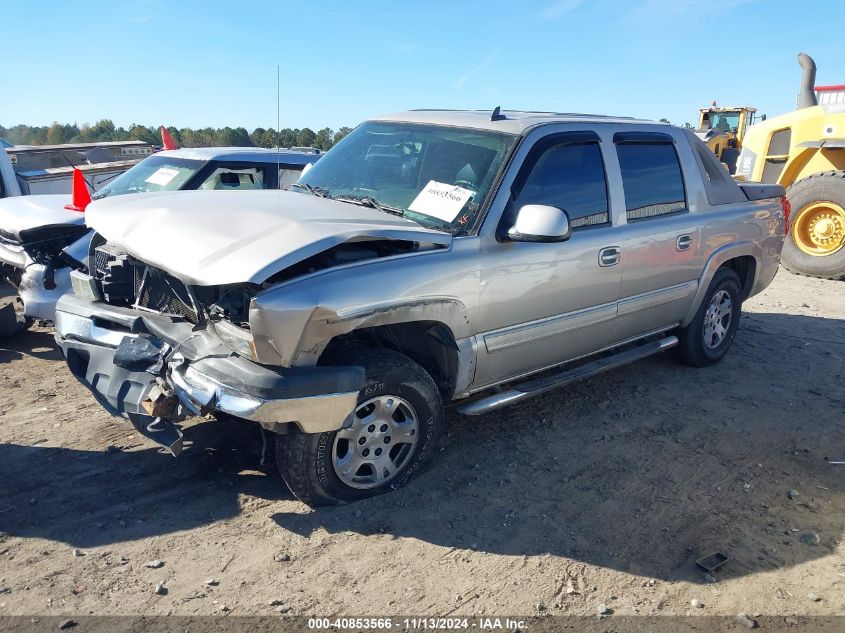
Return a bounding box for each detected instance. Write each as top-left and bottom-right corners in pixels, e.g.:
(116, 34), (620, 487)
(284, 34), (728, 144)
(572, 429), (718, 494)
(0, 195), (85, 241)
(85, 189), (452, 285)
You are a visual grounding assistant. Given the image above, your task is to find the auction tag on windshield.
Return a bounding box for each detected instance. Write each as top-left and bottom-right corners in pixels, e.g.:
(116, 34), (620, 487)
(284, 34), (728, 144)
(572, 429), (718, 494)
(409, 180), (473, 222)
(145, 167), (180, 186)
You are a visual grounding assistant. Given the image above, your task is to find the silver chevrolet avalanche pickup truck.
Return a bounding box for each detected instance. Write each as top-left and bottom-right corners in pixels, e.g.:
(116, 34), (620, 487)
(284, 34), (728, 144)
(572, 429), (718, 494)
(55, 110), (787, 505)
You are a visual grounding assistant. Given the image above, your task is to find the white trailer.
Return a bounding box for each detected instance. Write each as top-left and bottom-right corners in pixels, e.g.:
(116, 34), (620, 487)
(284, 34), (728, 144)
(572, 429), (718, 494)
(0, 140), (153, 198)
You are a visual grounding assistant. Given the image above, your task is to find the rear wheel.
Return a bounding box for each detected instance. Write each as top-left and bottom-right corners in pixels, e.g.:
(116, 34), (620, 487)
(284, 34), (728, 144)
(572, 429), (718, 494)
(676, 267), (743, 367)
(781, 171), (845, 280)
(275, 348), (444, 506)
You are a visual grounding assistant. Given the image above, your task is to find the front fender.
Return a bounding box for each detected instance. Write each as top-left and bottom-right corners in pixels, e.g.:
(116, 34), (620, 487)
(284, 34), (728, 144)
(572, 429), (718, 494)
(250, 293), (473, 367)
(247, 245), (480, 368)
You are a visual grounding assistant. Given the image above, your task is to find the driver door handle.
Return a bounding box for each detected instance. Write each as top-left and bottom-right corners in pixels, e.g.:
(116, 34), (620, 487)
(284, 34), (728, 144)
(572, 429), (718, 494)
(598, 246), (621, 267)
(676, 234), (693, 251)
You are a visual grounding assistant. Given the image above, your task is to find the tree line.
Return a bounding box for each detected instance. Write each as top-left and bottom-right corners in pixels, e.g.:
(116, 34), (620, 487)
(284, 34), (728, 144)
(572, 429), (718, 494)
(0, 119), (354, 150)
(2, 118), (696, 149)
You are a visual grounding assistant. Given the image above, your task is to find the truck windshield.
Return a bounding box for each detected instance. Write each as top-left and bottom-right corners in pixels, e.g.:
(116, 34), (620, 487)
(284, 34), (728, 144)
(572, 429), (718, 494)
(92, 156), (202, 199)
(294, 122), (517, 234)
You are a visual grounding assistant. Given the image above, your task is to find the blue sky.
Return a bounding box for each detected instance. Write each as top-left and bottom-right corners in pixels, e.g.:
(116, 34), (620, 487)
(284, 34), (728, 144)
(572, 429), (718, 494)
(4, 0), (843, 131)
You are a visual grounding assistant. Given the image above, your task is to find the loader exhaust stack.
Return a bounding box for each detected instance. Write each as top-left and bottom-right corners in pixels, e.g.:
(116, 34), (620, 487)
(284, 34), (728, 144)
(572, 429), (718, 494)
(797, 52), (818, 109)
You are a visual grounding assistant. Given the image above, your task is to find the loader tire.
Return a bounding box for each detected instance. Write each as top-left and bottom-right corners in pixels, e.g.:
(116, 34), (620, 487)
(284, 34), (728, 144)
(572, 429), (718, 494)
(781, 171), (845, 280)
(721, 147), (740, 174)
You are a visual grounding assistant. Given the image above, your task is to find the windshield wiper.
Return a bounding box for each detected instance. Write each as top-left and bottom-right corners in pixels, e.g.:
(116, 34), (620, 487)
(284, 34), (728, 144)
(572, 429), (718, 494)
(290, 182), (329, 197)
(331, 194), (405, 218)
(89, 172), (125, 200)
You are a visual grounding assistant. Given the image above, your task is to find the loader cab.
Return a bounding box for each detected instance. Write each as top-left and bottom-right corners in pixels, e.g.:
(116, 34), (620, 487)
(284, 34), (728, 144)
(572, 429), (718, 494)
(697, 107), (757, 141)
(696, 106), (757, 174)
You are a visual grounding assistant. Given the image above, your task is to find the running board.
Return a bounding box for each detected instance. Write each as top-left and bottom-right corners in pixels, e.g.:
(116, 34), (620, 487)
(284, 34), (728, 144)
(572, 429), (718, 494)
(456, 336), (678, 416)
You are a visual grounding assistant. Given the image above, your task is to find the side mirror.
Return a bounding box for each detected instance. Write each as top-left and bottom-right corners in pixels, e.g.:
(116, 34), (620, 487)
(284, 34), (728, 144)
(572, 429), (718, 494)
(507, 204), (571, 242)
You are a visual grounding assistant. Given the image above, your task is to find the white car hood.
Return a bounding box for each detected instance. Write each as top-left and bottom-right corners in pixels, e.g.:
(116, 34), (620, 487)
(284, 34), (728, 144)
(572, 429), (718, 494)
(85, 189), (452, 285)
(0, 195), (84, 240)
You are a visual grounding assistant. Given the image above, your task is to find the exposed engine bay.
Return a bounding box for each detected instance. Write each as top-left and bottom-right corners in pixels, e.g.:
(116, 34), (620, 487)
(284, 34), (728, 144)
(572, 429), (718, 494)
(264, 239), (428, 285)
(91, 240), (253, 326)
(90, 236), (436, 330)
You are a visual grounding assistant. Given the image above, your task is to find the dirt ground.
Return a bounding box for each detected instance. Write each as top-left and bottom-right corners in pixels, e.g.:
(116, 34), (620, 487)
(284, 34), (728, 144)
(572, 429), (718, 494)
(0, 270), (843, 620)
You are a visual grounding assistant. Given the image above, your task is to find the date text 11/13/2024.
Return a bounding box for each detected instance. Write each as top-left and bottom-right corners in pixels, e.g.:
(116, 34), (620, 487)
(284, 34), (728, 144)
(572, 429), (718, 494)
(307, 617), (527, 630)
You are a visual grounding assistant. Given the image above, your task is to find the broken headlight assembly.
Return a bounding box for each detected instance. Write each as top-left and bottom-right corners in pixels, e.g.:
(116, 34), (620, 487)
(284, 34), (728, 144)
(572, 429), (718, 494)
(205, 284), (258, 359)
(211, 318), (258, 361)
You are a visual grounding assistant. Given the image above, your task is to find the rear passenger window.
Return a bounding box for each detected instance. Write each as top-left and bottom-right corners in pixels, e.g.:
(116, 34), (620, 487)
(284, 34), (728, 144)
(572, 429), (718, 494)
(512, 140), (609, 229)
(198, 167), (265, 191)
(616, 142), (687, 221)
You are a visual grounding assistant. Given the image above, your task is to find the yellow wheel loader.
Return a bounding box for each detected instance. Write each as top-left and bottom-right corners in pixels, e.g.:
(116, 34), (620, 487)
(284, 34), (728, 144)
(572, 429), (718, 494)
(735, 53), (845, 280)
(696, 104), (757, 174)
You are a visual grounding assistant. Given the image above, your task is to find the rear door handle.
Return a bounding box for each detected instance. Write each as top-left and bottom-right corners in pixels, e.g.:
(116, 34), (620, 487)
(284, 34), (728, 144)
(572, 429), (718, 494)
(598, 246), (621, 267)
(676, 234), (693, 251)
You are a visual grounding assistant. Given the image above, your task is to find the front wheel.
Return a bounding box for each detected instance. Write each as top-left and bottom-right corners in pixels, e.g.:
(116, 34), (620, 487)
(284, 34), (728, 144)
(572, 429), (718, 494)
(676, 267), (743, 367)
(276, 349), (444, 506)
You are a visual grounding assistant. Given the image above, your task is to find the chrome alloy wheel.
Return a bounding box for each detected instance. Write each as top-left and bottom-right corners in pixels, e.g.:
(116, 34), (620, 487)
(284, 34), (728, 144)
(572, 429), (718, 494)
(703, 289), (732, 349)
(332, 395), (419, 489)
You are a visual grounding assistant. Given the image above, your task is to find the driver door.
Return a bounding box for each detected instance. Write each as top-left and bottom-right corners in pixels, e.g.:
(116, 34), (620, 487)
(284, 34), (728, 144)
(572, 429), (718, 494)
(473, 131), (622, 388)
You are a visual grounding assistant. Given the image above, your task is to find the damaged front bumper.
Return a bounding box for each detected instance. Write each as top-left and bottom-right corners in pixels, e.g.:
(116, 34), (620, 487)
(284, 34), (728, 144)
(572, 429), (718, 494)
(0, 240), (72, 322)
(17, 263), (71, 322)
(54, 294), (364, 455)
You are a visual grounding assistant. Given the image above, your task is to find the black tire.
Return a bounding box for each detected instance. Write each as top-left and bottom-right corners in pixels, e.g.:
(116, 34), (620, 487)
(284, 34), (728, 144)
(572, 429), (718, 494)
(781, 171), (845, 280)
(17, 296), (34, 332)
(720, 147), (740, 174)
(276, 349), (444, 506)
(676, 267), (743, 367)
(0, 294), (30, 338)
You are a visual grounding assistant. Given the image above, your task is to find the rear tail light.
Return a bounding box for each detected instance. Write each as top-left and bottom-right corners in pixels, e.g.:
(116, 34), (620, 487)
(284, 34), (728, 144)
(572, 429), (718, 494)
(781, 196), (791, 235)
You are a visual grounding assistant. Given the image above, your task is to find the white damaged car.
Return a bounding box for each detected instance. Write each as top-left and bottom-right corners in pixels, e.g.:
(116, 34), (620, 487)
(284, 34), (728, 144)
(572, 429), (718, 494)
(0, 147), (319, 334)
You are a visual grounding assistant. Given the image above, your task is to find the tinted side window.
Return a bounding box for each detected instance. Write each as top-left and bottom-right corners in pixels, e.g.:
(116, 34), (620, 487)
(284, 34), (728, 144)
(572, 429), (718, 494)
(513, 141), (609, 229)
(617, 142), (687, 221)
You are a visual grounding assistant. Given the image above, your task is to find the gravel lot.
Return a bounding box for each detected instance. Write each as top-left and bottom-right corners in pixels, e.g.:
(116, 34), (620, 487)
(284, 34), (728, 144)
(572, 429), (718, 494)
(0, 270), (843, 619)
